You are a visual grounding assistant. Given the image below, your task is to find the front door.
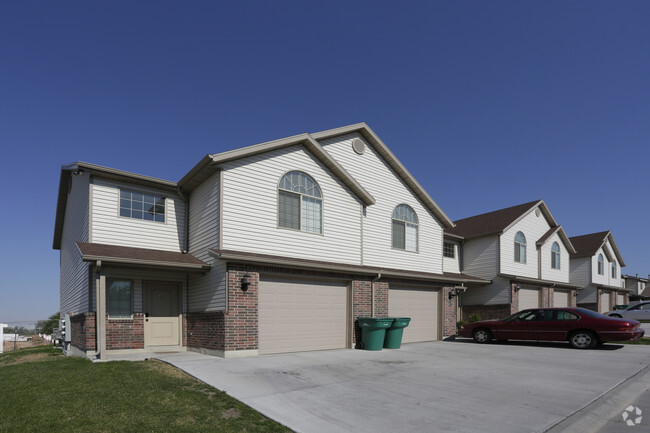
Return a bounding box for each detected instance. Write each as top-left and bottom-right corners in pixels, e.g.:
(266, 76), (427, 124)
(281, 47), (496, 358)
(144, 282), (180, 347)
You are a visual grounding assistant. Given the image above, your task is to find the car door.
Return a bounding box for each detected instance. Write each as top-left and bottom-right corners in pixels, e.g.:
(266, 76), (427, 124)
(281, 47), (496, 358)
(535, 310), (579, 341)
(625, 303), (650, 321)
(495, 310), (541, 340)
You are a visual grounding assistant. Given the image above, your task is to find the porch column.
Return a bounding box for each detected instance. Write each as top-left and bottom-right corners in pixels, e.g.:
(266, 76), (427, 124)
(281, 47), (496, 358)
(95, 261), (107, 359)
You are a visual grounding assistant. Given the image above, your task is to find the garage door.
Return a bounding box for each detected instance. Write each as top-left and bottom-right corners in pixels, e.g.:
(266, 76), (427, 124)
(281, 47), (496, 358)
(616, 293), (625, 305)
(388, 286), (439, 343)
(600, 291), (611, 313)
(553, 290), (569, 308)
(258, 278), (348, 355)
(518, 288), (540, 311)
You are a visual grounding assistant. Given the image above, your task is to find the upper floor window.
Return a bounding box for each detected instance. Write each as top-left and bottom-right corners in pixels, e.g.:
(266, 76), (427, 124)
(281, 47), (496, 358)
(444, 242), (455, 258)
(392, 204), (418, 252)
(551, 242), (561, 270)
(612, 262), (617, 279)
(119, 189), (166, 223)
(107, 280), (133, 319)
(514, 231), (527, 263)
(278, 171), (322, 234)
(597, 254), (604, 275)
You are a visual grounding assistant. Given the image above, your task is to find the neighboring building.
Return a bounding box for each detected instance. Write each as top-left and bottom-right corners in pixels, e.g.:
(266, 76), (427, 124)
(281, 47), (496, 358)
(446, 200), (580, 320)
(623, 274), (650, 301)
(53, 123), (488, 360)
(569, 231), (630, 313)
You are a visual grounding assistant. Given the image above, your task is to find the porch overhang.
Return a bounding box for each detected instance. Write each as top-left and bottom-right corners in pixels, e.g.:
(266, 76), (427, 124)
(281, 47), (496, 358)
(499, 274), (582, 290)
(209, 249), (491, 286)
(597, 284), (633, 293)
(77, 243), (210, 272)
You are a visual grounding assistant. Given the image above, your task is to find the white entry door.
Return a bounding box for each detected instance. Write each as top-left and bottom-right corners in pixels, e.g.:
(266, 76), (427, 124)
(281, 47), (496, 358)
(144, 282), (180, 347)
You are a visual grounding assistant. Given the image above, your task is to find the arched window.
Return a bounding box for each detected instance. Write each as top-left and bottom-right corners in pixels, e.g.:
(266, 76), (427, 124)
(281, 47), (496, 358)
(392, 204), (418, 252)
(278, 171), (322, 234)
(597, 254), (604, 275)
(551, 242), (561, 270)
(612, 262), (617, 279)
(514, 231), (526, 263)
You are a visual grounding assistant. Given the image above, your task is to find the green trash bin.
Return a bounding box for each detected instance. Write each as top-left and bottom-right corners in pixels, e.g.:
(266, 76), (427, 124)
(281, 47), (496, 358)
(384, 317), (411, 349)
(358, 317), (394, 351)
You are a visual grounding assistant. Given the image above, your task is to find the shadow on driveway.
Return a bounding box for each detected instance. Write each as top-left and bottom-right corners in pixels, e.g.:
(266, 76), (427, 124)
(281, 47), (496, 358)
(448, 337), (625, 351)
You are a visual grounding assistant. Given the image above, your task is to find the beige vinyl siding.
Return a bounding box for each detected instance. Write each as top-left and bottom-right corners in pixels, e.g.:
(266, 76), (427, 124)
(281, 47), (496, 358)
(461, 276), (511, 305)
(91, 177), (185, 251)
(60, 174), (90, 315)
(462, 235), (499, 280)
(500, 209), (551, 279)
(319, 133), (444, 273)
(188, 260), (227, 312)
(570, 257), (591, 288)
(220, 145), (362, 264)
(577, 284), (598, 303)
(388, 285), (440, 343)
(539, 232), (570, 283)
(187, 172), (226, 312)
(90, 267), (188, 314)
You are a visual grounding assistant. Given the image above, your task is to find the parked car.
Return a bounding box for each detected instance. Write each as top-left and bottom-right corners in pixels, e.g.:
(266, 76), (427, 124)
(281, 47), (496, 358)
(606, 301), (650, 321)
(458, 308), (644, 349)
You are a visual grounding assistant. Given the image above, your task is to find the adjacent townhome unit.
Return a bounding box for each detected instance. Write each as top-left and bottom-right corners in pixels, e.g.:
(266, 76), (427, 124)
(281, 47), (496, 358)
(445, 200), (580, 320)
(53, 122), (489, 360)
(623, 274), (649, 302)
(569, 231), (629, 313)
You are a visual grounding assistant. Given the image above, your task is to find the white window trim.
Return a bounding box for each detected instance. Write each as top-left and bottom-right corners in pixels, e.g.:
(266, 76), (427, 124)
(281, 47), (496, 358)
(277, 171), (323, 235)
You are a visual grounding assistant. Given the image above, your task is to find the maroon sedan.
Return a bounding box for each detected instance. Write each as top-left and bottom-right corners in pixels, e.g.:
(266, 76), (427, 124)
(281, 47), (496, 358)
(459, 308), (644, 349)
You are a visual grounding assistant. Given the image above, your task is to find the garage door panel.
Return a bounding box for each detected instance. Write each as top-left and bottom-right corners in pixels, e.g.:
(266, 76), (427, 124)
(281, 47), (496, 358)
(553, 290), (569, 308)
(600, 291), (611, 312)
(518, 288), (540, 311)
(389, 287), (439, 343)
(259, 279), (348, 355)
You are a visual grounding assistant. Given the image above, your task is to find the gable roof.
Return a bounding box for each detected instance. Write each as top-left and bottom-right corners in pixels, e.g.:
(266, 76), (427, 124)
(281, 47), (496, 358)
(536, 226), (577, 254)
(179, 123), (454, 228)
(53, 162), (178, 250)
(446, 200), (556, 239)
(569, 231), (626, 266)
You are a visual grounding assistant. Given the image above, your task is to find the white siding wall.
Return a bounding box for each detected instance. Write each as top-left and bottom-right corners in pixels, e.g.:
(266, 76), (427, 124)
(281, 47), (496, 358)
(319, 133), (444, 273)
(60, 174), (90, 315)
(539, 232), (570, 283)
(500, 209), (551, 279)
(591, 247), (609, 286)
(604, 240), (622, 288)
(570, 257), (591, 288)
(443, 241), (460, 274)
(577, 284), (598, 303)
(462, 236), (499, 280)
(220, 145), (362, 264)
(461, 276), (511, 305)
(91, 177), (185, 251)
(187, 171), (226, 312)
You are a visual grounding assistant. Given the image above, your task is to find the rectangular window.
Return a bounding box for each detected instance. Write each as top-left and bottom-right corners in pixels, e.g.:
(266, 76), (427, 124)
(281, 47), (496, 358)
(301, 196), (322, 234)
(120, 189), (166, 223)
(107, 280), (133, 318)
(392, 220), (405, 249)
(551, 253), (560, 270)
(444, 242), (455, 258)
(279, 191), (300, 230)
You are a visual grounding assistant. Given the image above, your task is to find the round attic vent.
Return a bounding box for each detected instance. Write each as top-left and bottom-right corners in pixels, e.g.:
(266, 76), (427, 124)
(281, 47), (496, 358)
(535, 208), (541, 217)
(351, 138), (366, 155)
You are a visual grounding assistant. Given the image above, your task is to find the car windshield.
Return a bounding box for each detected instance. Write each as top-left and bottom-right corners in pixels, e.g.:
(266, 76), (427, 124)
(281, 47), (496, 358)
(573, 308), (607, 318)
(502, 310), (538, 321)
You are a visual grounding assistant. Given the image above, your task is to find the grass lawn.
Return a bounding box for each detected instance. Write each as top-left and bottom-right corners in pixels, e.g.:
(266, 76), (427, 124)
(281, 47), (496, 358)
(0, 346), (291, 433)
(617, 338), (650, 345)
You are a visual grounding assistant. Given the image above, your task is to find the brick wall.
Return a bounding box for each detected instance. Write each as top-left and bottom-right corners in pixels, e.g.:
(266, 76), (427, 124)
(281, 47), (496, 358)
(569, 290), (577, 307)
(442, 287), (457, 337)
(106, 313), (144, 350)
(461, 304), (512, 321)
(373, 281), (389, 317)
(352, 280), (372, 347)
(186, 311), (225, 350)
(70, 312), (96, 351)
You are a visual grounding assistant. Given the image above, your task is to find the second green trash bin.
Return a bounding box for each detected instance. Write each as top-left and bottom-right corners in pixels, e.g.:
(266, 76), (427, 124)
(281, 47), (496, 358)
(383, 317), (411, 349)
(358, 317), (394, 350)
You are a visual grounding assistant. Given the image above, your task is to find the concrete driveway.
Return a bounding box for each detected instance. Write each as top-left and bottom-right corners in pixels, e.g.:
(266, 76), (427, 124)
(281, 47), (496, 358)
(156, 341), (650, 433)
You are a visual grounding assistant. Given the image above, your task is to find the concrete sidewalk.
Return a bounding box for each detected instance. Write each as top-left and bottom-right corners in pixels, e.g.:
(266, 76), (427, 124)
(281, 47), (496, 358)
(156, 341), (650, 433)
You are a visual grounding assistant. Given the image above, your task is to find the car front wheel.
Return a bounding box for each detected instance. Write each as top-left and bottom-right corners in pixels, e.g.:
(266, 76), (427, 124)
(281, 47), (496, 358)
(569, 331), (597, 349)
(472, 328), (493, 344)
(609, 314), (622, 318)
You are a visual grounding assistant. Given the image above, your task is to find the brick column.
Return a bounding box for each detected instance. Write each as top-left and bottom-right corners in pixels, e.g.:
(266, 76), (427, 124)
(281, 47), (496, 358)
(548, 288), (554, 307)
(442, 287), (457, 337)
(373, 281), (389, 317)
(224, 268), (258, 352)
(352, 280), (372, 347)
(569, 290), (577, 307)
(511, 283), (519, 314)
(541, 287), (550, 307)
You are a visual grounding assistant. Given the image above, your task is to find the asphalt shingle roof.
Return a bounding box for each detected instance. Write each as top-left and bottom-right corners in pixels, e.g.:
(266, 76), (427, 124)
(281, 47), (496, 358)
(446, 200), (541, 239)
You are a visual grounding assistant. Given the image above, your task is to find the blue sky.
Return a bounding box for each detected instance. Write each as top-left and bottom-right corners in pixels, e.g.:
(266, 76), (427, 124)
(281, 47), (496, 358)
(1, 1), (648, 323)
